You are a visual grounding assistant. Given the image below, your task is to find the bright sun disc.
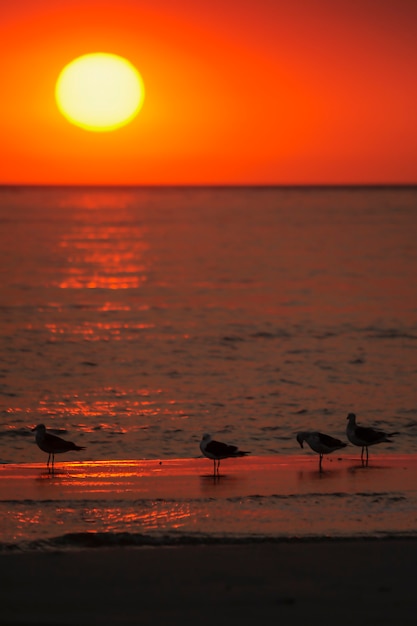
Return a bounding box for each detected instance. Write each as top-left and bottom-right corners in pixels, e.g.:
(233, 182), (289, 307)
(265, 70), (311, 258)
(55, 53), (145, 132)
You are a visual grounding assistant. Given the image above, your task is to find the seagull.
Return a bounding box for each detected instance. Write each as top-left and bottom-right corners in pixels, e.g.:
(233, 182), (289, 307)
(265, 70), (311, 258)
(346, 413), (399, 464)
(200, 433), (250, 476)
(32, 424), (86, 471)
(296, 431), (347, 471)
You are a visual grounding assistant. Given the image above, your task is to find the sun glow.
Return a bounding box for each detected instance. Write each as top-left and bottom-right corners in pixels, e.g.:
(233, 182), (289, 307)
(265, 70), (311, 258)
(55, 53), (145, 132)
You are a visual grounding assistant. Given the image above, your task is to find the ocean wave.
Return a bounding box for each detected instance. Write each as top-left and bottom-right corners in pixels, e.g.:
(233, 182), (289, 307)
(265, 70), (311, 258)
(3, 530), (417, 553)
(0, 489), (407, 506)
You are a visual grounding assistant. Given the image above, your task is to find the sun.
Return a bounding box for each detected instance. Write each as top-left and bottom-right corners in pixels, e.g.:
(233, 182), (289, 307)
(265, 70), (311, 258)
(55, 53), (145, 132)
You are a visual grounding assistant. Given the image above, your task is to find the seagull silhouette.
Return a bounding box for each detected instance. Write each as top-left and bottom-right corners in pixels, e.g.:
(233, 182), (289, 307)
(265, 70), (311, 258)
(297, 431), (347, 471)
(346, 413), (399, 464)
(200, 433), (250, 476)
(32, 424), (86, 471)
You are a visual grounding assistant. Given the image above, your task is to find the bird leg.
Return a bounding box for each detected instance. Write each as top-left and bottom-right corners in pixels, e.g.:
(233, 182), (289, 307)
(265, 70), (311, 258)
(360, 446), (369, 467)
(47, 453), (55, 474)
(319, 454), (323, 472)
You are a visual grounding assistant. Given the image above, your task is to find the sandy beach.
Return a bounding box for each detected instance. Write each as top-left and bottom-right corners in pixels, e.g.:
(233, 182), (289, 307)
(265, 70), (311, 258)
(1, 540), (416, 625)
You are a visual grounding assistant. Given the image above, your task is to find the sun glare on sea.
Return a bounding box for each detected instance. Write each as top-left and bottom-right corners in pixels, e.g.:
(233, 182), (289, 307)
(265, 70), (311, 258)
(55, 53), (145, 132)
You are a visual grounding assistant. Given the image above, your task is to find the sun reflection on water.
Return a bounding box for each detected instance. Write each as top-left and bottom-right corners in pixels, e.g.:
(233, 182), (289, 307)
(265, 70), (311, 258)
(1, 500), (192, 541)
(79, 502), (192, 531)
(36, 390), (164, 425)
(56, 194), (150, 290)
(45, 321), (155, 341)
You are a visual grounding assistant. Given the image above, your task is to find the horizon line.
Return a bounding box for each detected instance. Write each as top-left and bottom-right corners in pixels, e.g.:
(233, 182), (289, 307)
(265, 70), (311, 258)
(1, 182), (416, 190)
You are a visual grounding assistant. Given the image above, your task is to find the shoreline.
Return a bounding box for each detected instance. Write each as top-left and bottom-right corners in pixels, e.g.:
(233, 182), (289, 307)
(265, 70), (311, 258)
(4, 531), (417, 555)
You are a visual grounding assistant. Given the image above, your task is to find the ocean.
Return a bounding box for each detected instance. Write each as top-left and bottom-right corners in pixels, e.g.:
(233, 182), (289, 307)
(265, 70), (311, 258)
(1, 185), (416, 549)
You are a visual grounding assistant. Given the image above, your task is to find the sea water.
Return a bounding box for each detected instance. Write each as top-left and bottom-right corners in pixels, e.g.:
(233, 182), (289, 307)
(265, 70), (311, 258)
(0, 185), (416, 547)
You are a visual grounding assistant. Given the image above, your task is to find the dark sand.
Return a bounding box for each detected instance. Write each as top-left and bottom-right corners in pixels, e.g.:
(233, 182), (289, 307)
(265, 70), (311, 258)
(1, 540), (417, 625)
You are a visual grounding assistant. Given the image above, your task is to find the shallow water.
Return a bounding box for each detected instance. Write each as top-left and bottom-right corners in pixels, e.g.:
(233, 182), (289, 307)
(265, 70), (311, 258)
(1, 456), (416, 550)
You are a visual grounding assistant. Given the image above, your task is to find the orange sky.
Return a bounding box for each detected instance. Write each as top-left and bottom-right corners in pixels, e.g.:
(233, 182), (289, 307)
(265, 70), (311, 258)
(1, 0), (417, 185)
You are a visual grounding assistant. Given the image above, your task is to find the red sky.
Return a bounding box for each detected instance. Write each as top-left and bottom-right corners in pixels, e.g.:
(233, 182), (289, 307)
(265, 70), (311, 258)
(1, 0), (416, 185)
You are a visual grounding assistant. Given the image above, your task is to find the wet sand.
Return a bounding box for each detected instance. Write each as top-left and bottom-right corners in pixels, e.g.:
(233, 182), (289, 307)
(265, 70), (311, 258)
(1, 455), (417, 545)
(1, 540), (417, 625)
(3, 453), (417, 501)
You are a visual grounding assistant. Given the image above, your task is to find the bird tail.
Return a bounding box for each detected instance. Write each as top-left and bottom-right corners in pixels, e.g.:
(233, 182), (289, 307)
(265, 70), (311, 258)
(388, 432), (400, 437)
(236, 450), (250, 457)
(73, 445), (86, 451)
